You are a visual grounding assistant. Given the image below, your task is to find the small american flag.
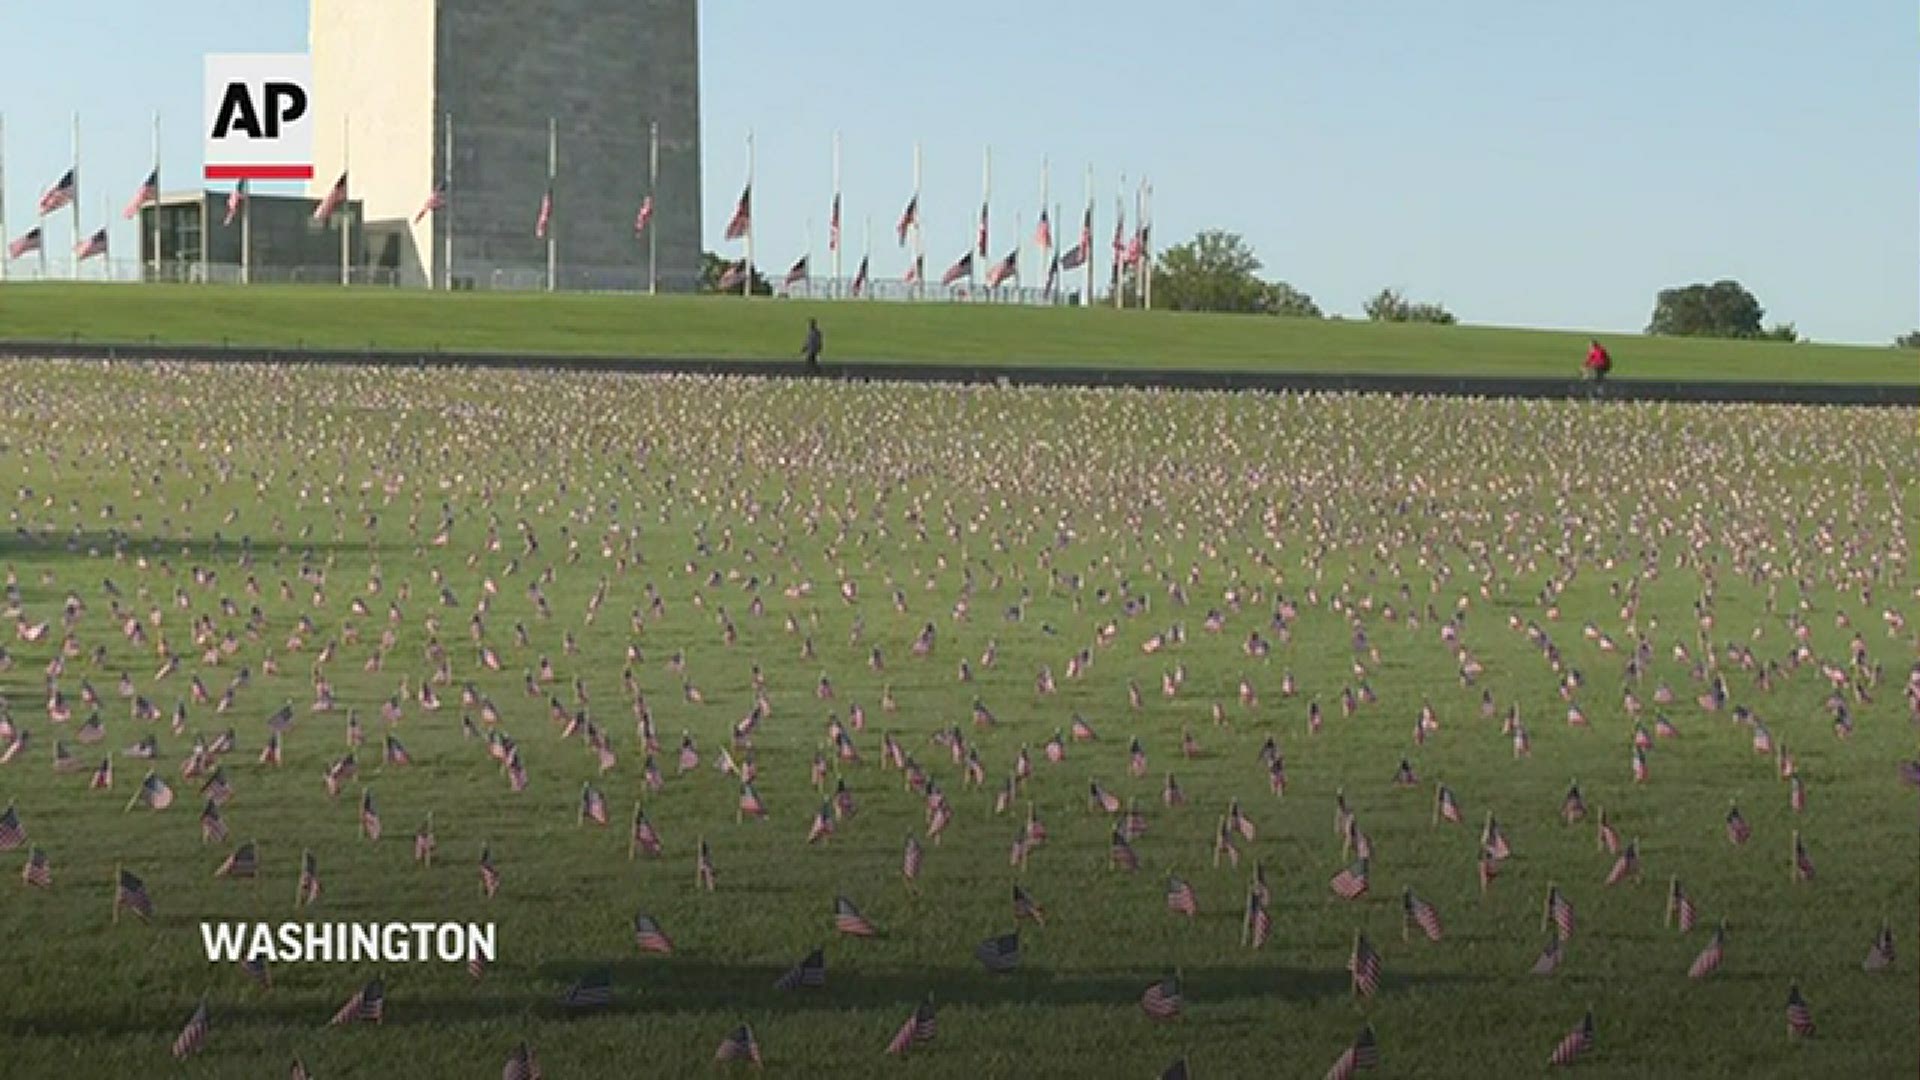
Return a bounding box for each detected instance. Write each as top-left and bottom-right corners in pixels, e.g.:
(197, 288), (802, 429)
(895, 194), (919, 244)
(884, 996), (937, 1055)
(724, 184), (751, 240)
(631, 808), (663, 858)
(479, 844), (501, 897)
(1059, 238), (1087, 271)
(38, 168), (77, 214)
(502, 1041), (542, 1080)
(1330, 858), (1370, 900)
(560, 968), (613, 1010)
(1140, 974), (1182, 1020)
(90, 758), (112, 788)
(414, 184), (446, 224)
(850, 255), (869, 297)
(131, 771), (174, 810)
(1688, 923), (1726, 979)
(1436, 783), (1463, 824)
(834, 896), (876, 937)
(1324, 1024), (1380, 1080)
(1530, 934), (1563, 976)
(291, 1056), (314, 1080)
(1349, 933), (1383, 998)
(1604, 840), (1640, 886)
(900, 834), (924, 881)
(1596, 809), (1619, 853)
(360, 789), (382, 840)
(1726, 805), (1751, 845)
(1404, 888), (1443, 941)
(330, 978), (385, 1025)
(414, 818), (436, 863)
(1548, 1010), (1595, 1067)
(773, 948), (826, 990)
(739, 783), (766, 818)
(116, 869), (153, 919)
(216, 842), (258, 879)
(1033, 208), (1052, 250)
(171, 998), (210, 1059)
(200, 801), (229, 843)
(902, 253), (923, 285)
(784, 255), (810, 288)
(1560, 782), (1586, 822)
(714, 1023), (761, 1065)
(385, 734), (411, 767)
(1785, 982), (1814, 1037)
(1109, 830), (1139, 871)
(1547, 886), (1575, 940)
(1246, 889), (1273, 948)
(1791, 832), (1815, 881)
(0, 804), (24, 849)
(1012, 883), (1045, 924)
(21, 846), (50, 888)
(534, 187), (553, 240)
(828, 193), (841, 251)
(7, 226), (43, 259)
(1668, 878), (1697, 931)
(1166, 875), (1197, 917)
(123, 167), (159, 219)
(580, 784), (609, 826)
(975, 932), (1020, 972)
(298, 851), (322, 905)
(634, 912), (674, 955)
(697, 840), (716, 890)
(1862, 923), (1895, 972)
(633, 193), (654, 236)
(312, 172), (348, 223)
(202, 769), (234, 806)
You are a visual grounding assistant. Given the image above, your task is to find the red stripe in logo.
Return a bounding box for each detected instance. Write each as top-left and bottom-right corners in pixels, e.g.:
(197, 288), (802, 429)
(205, 164), (314, 180)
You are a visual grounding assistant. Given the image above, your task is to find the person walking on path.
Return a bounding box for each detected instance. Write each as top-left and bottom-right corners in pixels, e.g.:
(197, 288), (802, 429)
(801, 318), (824, 376)
(1584, 340), (1613, 385)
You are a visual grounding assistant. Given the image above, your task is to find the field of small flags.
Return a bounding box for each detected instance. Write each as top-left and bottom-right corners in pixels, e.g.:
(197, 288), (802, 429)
(0, 358), (1913, 1077)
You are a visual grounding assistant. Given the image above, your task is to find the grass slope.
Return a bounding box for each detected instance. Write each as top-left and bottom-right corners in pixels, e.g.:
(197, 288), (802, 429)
(0, 363), (1912, 1078)
(0, 283), (1912, 382)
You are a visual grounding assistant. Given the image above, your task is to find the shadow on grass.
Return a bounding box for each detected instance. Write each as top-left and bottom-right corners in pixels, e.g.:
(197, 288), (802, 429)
(0, 959), (1476, 1036)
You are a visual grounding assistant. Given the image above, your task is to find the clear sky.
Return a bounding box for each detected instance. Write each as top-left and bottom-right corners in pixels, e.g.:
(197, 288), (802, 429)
(1, 0), (1912, 342)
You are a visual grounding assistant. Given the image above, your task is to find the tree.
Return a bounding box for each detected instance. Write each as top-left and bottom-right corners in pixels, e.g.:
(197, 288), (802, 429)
(1149, 230), (1319, 317)
(699, 251), (771, 296)
(1894, 331), (1920, 349)
(1363, 288), (1456, 325)
(1646, 280), (1766, 338)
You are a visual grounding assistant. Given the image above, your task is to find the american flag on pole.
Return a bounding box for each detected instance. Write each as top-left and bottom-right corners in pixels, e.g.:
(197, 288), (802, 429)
(21, 846), (50, 888)
(1530, 934), (1563, 976)
(714, 1024), (761, 1065)
(902, 253), (923, 285)
(414, 184), (445, 224)
(116, 869), (153, 920)
(829, 193), (841, 251)
(1034, 208), (1052, 250)
(502, 1042), (542, 1080)
(1547, 885), (1576, 940)
(1245, 889), (1273, 948)
(7, 227), (43, 260)
(38, 169), (77, 214)
(1548, 1010), (1595, 1067)
(850, 255), (870, 297)
(940, 252), (972, 287)
(1330, 857), (1370, 900)
(479, 843), (501, 897)
(976, 201), (989, 256)
(1324, 1024), (1380, 1080)
(329, 978), (385, 1025)
(1792, 831), (1815, 880)
(216, 842), (258, 879)
(1668, 878), (1697, 931)
(1012, 883), (1045, 924)
(0, 804), (24, 849)
(171, 998), (210, 1059)
(724, 184), (751, 240)
(630, 807), (663, 858)
(414, 817), (436, 863)
(1349, 932), (1383, 998)
(130, 771), (174, 810)
(1165, 874), (1197, 917)
(985, 250), (1018, 288)
(834, 896), (876, 937)
(884, 996), (937, 1055)
(1604, 839), (1640, 886)
(123, 168), (159, 219)
(773, 948), (827, 990)
(633, 912), (674, 955)
(360, 789), (382, 840)
(298, 850), (322, 905)
(1404, 887), (1444, 941)
(895, 194), (918, 244)
(1785, 982), (1815, 1037)
(535, 187), (553, 240)
(1688, 923), (1726, 979)
(1863, 922), (1895, 972)
(312, 172), (347, 223)
(580, 783), (608, 825)
(634, 194), (654, 236)
(1140, 974), (1182, 1020)
(784, 256), (810, 288)
(1726, 805), (1751, 845)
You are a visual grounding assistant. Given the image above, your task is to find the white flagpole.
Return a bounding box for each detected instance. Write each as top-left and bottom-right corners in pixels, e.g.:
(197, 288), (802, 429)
(1011, 211), (1021, 304)
(1038, 155), (1048, 266)
(974, 145), (988, 295)
(1133, 178), (1144, 308)
(70, 113), (80, 280)
(441, 111), (453, 290)
(150, 111), (160, 282)
(340, 114), (351, 286)
(1053, 200), (1062, 306)
(743, 129), (754, 298)
(546, 116), (557, 293)
(241, 181), (251, 285)
(1113, 171), (1125, 310)
(0, 112), (9, 283)
(831, 129), (841, 297)
(1083, 164), (1093, 307)
(1143, 179), (1154, 310)
(862, 214), (870, 300)
(647, 118), (658, 295)
(804, 217), (812, 299)
(912, 141), (922, 300)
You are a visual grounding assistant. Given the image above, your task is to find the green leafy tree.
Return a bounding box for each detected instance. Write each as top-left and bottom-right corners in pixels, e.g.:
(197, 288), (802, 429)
(1646, 280), (1765, 337)
(1363, 288), (1456, 325)
(1148, 230), (1318, 317)
(699, 251), (771, 296)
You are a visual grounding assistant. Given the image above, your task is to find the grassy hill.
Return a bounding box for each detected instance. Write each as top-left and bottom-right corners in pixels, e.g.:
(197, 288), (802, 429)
(0, 283), (1911, 382)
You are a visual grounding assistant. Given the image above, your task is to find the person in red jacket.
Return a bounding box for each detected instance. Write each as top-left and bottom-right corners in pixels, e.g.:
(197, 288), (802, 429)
(1584, 340), (1613, 383)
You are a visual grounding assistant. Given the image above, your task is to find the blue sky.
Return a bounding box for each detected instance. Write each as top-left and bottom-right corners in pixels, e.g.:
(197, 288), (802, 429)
(1, 0), (1912, 342)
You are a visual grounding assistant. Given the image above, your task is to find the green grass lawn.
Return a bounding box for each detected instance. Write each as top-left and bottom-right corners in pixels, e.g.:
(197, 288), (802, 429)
(0, 362), (1913, 1078)
(0, 283), (1914, 382)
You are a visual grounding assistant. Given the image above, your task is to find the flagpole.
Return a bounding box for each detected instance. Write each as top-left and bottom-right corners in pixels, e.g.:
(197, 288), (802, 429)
(647, 118), (658, 295)
(0, 111), (8, 284)
(862, 215), (870, 300)
(442, 112), (453, 290)
(912, 141), (922, 300)
(70, 113), (80, 281)
(830, 129), (841, 297)
(974, 145), (988, 296)
(241, 182), (251, 285)
(1038, 156), (1048, 305)
(1132, 178), (1143, 308)
(1082, 164), (1093, 307)
(546, 117), (557, 293)
(150, 111), (160, 283)
(340, 114), (351, 287)
(743, 129), (753, 298)
(1113, 172), (1124, 310)
(1052, 200), (1062, 306)
(1143, 178), (1154, 310)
